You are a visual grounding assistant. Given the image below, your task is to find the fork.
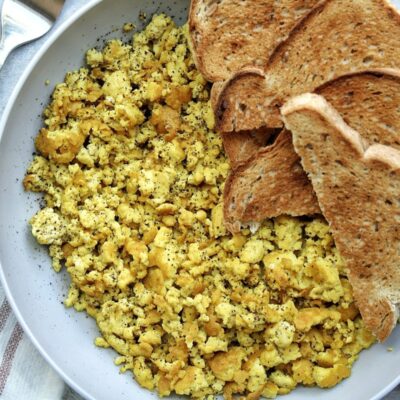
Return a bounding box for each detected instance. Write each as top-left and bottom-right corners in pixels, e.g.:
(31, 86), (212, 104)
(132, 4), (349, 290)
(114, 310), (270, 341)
(0, 0), (65, 70)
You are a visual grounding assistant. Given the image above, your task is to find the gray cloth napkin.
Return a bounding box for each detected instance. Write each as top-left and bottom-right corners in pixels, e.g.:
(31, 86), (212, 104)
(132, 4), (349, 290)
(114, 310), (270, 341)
(0, 0), (399, 399)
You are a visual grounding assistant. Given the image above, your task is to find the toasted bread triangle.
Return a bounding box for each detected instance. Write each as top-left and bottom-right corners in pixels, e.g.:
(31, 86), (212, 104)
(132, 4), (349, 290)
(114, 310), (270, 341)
(214, 0), (400, 133)
(282, 93), (400, 341)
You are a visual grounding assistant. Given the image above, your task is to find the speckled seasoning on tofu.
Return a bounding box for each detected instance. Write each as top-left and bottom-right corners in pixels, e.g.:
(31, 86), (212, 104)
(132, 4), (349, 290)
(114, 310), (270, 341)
(23, 14), (375, 400)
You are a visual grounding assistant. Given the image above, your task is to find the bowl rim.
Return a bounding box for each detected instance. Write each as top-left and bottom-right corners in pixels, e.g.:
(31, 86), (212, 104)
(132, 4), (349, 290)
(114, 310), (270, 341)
(0, 2), (101, 399)
(1, 1), (400, 399)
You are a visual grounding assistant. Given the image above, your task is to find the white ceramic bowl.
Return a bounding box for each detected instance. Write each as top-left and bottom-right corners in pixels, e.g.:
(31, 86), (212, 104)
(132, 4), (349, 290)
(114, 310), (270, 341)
(1, 1), (400, 399)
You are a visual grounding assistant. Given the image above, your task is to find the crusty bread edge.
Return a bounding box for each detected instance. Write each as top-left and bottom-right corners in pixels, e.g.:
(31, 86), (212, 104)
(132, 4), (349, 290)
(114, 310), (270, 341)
(364, 144), (400, 170)
(315, 68), (400, 92)
(214, 67), (265, 132)
(281, 93), (400, 172)
(188, 0), (210, 81)
(281, 93), (364, 153)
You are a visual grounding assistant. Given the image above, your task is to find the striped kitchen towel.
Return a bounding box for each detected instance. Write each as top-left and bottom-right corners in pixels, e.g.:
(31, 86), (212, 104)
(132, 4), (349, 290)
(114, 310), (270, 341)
(0, 285), (82, 400)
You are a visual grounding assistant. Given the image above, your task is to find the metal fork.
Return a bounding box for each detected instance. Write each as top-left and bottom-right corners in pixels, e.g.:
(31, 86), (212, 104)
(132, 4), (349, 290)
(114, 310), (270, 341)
(0, 0), (65, 69)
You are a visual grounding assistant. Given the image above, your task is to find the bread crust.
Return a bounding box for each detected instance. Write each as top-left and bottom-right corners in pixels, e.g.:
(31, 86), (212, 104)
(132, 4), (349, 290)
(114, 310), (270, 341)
(214, 0), (400, 133)
(282, 93), (400, 341)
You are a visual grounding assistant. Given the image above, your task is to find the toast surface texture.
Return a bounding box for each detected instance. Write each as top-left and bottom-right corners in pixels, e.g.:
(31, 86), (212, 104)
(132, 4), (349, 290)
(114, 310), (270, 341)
(224, 129), (320, 233)
(222, 128), (277, 169)
(188, 0), (319, 82)
(282, 93), (400, 341)
(224, 70), (400, 233)
(215, 0), (400, 132)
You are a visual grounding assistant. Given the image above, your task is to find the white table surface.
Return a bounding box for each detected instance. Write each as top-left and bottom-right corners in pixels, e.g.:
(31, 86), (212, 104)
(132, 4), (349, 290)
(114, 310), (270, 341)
(0, 1), (399, 399)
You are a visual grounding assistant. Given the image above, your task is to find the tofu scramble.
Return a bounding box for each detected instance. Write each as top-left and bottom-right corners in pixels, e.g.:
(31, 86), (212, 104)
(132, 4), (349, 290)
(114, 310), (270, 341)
(24, 14), (375, 400)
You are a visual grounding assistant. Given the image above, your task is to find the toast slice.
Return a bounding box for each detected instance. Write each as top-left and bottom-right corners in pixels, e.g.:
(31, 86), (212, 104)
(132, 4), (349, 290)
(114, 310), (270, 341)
(224, 70), (400, 233)
(214, 0), (400, 133)
(224, 128), (320, 233)
(222, 127), (279, 169)
(188, 0), (320, 82)
(281, 93), (400, 341)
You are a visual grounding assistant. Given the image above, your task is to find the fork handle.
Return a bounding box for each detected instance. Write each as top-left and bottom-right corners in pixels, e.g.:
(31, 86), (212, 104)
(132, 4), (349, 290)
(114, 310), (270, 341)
(0, 19), (20, 69)
(0, 35), (18, 70)
(0, 0), (34, 70)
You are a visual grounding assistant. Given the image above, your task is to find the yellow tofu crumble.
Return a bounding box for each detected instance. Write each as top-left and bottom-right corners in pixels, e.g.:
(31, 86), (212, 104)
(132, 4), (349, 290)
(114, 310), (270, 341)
(24, 14), (375, 400)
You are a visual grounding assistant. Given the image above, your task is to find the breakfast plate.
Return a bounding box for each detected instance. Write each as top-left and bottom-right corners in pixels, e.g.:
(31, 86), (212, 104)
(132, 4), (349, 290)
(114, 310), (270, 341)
(1, 1), (400, 399)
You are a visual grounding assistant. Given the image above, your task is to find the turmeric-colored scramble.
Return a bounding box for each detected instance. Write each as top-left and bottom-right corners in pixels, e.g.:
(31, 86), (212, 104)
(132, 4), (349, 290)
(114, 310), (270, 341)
(24, 14), (374, 399)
